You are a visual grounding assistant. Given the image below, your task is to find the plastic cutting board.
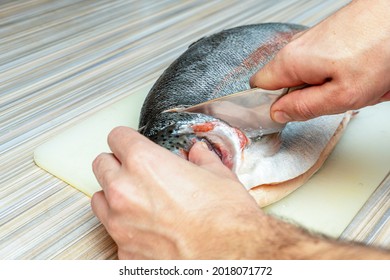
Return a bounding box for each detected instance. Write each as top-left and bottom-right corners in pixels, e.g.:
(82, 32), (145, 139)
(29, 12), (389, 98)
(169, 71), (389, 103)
(34, 84), (390, 238)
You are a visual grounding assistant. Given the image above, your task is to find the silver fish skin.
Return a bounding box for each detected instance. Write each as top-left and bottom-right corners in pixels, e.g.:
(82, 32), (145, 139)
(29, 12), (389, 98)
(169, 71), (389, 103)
(139, 23), (306, 170)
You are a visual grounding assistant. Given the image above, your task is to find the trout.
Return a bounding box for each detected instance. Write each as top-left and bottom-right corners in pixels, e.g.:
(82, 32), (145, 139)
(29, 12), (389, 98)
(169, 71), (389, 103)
(139, 23), (352, 206)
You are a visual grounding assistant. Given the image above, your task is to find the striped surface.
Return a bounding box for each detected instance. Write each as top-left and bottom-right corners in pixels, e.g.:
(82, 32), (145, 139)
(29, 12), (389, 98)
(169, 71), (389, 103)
(341, 172), (390, 248)
(1, 0), (376, 259)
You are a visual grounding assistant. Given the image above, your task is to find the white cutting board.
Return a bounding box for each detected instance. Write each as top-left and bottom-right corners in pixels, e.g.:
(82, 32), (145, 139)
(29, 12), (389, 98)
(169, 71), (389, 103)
(34, 84), (390, 238)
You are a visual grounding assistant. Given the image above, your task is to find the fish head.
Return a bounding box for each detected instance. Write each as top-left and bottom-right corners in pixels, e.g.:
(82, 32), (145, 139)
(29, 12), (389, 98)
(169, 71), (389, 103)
(140, 112), (250, 171)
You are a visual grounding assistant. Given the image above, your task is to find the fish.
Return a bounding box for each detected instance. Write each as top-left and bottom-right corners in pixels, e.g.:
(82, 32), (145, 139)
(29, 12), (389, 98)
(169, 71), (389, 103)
(139, 23), (353, 207)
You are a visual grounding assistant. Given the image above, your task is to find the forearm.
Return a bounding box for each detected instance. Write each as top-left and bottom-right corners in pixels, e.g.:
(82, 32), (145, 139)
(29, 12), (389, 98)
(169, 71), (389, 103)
(248, 213), (390, 260)
(92, 128), (390, 260)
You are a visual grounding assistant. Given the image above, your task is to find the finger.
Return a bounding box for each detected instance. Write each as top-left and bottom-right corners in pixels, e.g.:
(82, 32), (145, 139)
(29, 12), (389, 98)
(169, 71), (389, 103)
(250, 30), (305, 89)
(92, 152), (121, 190)
(107, 126), (153, 163)
(107, 126), (135, 162)
(270, 82), (343, 122)
(249, 47), (303, 90)
(188, 142), (238, 180)
(250, 39), (328, 90)
(91, 190), (110, 226)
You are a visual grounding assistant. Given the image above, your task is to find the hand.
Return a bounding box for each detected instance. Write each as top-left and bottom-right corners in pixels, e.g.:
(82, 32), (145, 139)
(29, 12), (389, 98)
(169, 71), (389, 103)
(250, 0), (390, 123)
(91, 127), (265, 259)
(91, 127), (390, 259)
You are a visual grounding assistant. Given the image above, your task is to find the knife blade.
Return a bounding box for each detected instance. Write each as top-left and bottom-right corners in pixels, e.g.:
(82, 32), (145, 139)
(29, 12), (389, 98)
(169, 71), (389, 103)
(164, 87), (292, 138)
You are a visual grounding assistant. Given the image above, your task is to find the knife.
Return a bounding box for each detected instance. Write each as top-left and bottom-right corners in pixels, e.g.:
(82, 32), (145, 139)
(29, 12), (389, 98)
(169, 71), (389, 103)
(164, 87), (296, 138)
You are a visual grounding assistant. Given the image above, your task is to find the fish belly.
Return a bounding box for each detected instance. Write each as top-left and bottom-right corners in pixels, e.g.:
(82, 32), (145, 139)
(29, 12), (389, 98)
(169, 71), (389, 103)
(241, 113), (353, 206)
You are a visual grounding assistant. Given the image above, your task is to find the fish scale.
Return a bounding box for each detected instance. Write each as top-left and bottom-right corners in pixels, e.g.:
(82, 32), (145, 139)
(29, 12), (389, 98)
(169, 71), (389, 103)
(139, 23), (306, 129)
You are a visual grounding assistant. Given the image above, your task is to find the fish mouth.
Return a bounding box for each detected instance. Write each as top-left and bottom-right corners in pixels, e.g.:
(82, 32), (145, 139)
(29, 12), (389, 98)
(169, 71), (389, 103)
(140, 112), (250, 170)
(153, 120), (249, 171)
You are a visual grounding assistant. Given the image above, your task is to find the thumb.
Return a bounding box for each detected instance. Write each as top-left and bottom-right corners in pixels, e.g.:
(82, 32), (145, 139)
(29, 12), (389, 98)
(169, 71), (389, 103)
(271, 83), (341, 122)
(188, 142), (238, 180)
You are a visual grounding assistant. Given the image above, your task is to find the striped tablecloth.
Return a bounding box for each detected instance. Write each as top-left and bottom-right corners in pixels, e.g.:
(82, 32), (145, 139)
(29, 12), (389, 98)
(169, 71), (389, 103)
(2, 0), (387, 259)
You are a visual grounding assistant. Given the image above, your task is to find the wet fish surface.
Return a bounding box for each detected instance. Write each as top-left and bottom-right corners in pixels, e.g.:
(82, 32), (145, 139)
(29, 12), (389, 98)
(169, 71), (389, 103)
(139, 23), (352, 206)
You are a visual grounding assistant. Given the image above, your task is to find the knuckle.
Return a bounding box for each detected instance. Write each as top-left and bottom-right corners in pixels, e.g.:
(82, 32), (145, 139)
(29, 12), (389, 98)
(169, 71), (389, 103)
(105, 179), (126, 207)
(108, 126), (128, 145)
(90, 191), (101, 212)
(336, 83), (362, 110)
(104, 178), (141, 213)
(92, 153), (105, 171)
(106, 217), (121, 235)
(124, 139), (150, 164)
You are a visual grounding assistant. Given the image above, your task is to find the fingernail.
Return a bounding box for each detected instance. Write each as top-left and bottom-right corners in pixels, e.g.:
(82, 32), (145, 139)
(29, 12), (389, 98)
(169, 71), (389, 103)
(199, 141), (210, 150)
(272, 111), (292, 123)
